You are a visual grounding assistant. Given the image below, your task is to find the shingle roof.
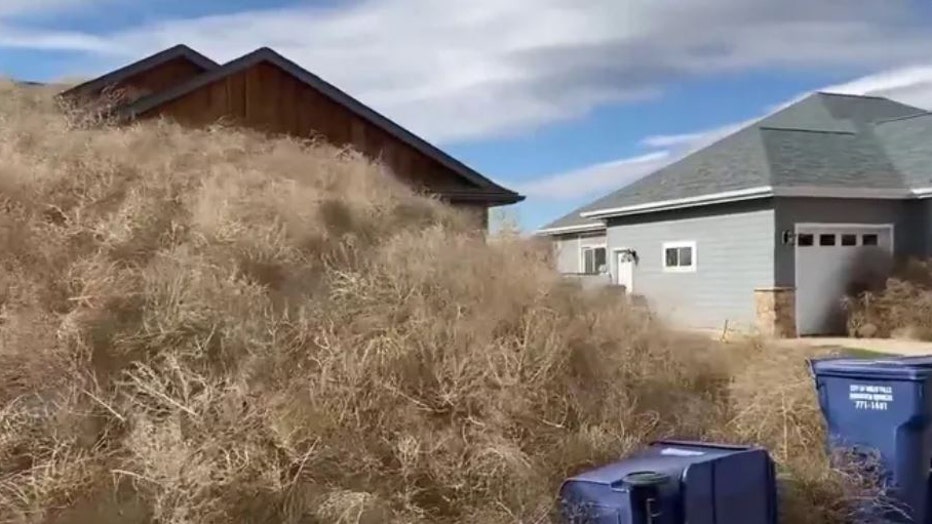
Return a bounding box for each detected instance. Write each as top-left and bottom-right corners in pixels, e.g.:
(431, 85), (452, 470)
(760, 126), (906, 189)
(874, 112), (932, 188)
(539, 92), (930, 233)
(535, 199), (611, 233)
(581, 125), (772, 213)
(117, 47), (523, 205)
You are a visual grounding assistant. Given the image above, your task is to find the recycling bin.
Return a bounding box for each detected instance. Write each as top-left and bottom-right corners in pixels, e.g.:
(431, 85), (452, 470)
(810, 355), (932, 523)
(559, 440), (777, 523)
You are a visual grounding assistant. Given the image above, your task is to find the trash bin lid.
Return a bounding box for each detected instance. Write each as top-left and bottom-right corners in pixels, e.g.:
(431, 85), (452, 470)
(811, 355), (932, 381)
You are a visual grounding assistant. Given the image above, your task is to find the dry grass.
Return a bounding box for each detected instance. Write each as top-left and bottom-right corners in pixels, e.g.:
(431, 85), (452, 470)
(0, 80), (870, 523)
(846, 259), (932, 340)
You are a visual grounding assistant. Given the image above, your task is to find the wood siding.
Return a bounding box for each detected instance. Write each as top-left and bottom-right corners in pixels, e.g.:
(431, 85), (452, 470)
(69, 57), (207, 105)
(138, 62), (476, 194)
(452, 203), (489, 231)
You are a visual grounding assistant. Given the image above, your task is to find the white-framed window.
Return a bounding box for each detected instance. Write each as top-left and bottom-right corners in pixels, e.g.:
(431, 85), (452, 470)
(662, 241), (696, 272)
(580, 245), (607, 275)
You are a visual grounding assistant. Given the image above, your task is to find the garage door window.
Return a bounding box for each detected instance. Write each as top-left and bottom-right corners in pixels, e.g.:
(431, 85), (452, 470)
(798, 231), (884, 248)
(662, 241), (696, 272)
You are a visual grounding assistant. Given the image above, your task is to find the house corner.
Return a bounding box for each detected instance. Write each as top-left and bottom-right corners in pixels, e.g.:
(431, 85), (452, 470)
(754, 287), (796, 338)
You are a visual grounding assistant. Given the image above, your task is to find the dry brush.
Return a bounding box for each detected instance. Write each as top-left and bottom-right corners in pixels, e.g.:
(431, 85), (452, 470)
(0, 80), (867, 523)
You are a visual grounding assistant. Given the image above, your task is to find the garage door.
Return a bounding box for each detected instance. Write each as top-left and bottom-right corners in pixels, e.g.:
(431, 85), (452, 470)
(795, 225), (893, 336)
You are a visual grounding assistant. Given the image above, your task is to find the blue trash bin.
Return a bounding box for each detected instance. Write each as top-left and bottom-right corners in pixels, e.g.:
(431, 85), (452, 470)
(810, 355), (932, 523)
(558, 440), (777, 523)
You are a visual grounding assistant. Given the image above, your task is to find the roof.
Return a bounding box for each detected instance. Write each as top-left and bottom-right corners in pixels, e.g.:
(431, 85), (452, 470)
(57, 44), (219, 101)
(534, 199), (611, 234)
(116, 47), (523, 205)
(538, 92), (930, 233)
(874, 112), (932, 188)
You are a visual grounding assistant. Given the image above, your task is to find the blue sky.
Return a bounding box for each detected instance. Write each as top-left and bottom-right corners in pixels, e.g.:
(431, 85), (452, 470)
(3, 1), (932, 231)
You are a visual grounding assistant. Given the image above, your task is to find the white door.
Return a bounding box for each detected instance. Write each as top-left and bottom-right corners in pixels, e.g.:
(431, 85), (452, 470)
(615, 249), (635, 292)
(795, 225), (893, 336)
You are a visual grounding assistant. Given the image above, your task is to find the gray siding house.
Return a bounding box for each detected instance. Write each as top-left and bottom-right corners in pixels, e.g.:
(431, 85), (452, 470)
(537, 92), (932, 337)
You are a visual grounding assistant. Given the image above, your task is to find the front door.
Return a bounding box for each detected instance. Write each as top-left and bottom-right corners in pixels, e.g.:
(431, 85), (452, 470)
(615, 249), (635, 292)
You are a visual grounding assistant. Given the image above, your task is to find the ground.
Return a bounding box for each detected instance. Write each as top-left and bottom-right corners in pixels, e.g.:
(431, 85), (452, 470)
(690, 327), (932, 356)
(779, 337), (932, 357)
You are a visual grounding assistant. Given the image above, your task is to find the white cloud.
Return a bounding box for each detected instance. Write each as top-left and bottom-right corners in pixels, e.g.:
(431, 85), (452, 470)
(518, 151), (670, 200)
(522, 118), (751, 202)
(639, 121), (746, 152)
(3, 0), (932, 143)
(0, 27), (112, 52)
(823, 66), (932, 111)
(0, 0), (124, 52)
(0, 0), (96, 16)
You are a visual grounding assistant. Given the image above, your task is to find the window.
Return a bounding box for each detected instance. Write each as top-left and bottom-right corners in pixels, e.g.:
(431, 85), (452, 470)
(819, 234), (836, 246)
(797, 233), (814, 247)
(662, 241), (696, 272)
(581, 246), (607, 274)
(841, 234), (857, 246)
(862, 233), (879, 246)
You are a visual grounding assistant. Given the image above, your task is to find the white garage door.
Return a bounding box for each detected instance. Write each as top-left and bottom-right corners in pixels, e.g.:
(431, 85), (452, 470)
(795, 224), (893, 336)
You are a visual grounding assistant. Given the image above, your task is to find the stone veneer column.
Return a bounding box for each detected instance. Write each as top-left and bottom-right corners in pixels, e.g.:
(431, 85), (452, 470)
(754, 287), (797, 338)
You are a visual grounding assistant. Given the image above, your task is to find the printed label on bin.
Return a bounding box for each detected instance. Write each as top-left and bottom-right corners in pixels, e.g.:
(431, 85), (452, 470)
(848, 383), (894, 411)
(660, 447), (705, 457)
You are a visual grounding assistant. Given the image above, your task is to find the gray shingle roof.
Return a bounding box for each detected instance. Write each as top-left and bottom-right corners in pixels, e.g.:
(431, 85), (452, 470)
(536, 199), (611, 233)
(760, 127), (905, 189)
(874, 112), (932, 188)
(582, 125), (772, 213)
(539, 92), (930, 233)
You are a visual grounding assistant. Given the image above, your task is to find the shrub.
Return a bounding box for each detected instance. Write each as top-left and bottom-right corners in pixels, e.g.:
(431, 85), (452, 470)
(846, 259), (932, 340)
(0, 80), (862, 523)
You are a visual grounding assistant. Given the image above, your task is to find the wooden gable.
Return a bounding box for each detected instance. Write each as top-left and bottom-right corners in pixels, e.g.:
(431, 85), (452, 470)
(134, 61), (475, 193)
(59, 45), (219, 107)
(104, 47), (523, 211)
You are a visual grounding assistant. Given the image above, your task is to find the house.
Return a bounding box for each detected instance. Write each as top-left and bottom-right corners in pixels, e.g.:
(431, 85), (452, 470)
(58, 45), (523, 229)
(536, 92), (932, 337)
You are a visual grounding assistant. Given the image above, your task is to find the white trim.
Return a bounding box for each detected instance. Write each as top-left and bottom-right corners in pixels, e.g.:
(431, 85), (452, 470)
(611, 247), (635, 291)
(579, 238), (607, 247)
(534, 223), (605, 235)
(579, 243), (608, 275)
(661, 240), (697, 273)
(581, 186), (772, 219)
(579, 185), (932, 220)
(912, 187), (932, 198)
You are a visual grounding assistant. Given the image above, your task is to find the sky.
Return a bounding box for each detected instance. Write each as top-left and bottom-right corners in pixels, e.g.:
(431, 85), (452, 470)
(3, 1), (932, 231)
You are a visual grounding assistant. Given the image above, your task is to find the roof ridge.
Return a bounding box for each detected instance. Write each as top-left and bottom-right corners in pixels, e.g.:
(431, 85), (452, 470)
(758, 126), (857, 135)
(874, 111), (932, 125)
(815, 91), (891, 101)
